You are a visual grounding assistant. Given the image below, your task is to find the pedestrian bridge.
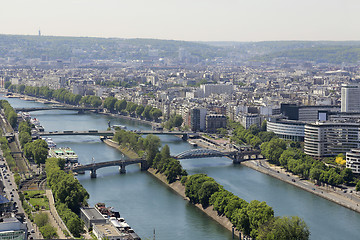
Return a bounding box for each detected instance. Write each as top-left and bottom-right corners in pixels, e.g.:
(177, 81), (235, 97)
(68, 158), (148, 178)
(174, 148), (263, 163)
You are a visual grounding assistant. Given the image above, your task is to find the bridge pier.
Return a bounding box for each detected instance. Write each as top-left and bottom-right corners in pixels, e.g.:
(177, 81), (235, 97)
(232, 153), (245, 164)
(140, 161), (148, 171)
(119, 165), (126, 174)
(90, 169), (97, 178)
(181, 134), (188, 141)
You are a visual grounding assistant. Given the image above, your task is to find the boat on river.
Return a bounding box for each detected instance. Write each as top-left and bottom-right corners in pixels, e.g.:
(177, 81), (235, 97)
(44, 138), (57, 148)
(48, 147), (78, 163)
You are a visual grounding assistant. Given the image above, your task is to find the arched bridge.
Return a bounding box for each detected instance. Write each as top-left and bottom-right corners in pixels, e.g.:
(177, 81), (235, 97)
(15, 106), (99, 113)
(68, 158), (148, 178)
(175, 149), (227, 159)
(174, 148), (263, 163)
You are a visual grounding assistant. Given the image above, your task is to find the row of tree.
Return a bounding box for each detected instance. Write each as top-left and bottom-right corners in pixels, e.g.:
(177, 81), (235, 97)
(18, 121), (32, 148)
(34, 212), (58, 239)
(0, 137), (17, 171)
(152, 145), (187, 183)
(7, 84), (87, 107)
(0, 100), (17, 128)
(261, 138), (355, 187)
(229, 120), (275, 148)
(183, 174), (309, 239)
(229, 120), (356, 188)
(8, 84), (165, 122)
(103, 96), (162, 121)
(163, 114), (183, 130)
(45, 158), (89, 237)
(113, 130), (186, 183)
(24, 139), (49, 165)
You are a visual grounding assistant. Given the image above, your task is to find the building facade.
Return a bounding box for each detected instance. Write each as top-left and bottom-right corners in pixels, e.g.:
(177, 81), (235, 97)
(190, 108), (207, 132)
(205, 114), (227, 133)
(341, 84), (360, 112)
(267, 119), (305, 141)
(241, 114), (260, 129)
(346, 149), (360, 174)
(304, 122), (360, 158)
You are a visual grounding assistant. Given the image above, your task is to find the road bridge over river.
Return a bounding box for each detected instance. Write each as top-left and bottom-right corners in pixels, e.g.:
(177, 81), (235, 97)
(68, 158), (148, 178)
(15, 106), (99, 113)
(38, 130), (197, 139)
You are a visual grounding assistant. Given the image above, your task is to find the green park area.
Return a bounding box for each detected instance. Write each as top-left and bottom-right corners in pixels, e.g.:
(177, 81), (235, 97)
(23, 190), (49, 211)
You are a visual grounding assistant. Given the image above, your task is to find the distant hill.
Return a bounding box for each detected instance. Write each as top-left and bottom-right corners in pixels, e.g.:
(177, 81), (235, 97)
(1, 34), (360, 64)
(204, 41), (360, 64)
(0, 34), (228, 61)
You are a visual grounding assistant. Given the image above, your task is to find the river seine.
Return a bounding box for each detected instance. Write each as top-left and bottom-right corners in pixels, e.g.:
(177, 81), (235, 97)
(3, 95), (360, 240)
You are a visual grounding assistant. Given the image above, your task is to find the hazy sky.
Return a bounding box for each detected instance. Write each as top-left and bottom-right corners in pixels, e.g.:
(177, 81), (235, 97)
(1, 0), (360, 41)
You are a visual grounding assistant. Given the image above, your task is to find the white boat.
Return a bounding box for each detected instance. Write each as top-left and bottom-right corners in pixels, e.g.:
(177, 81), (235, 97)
(30, 118), (40, 126)
(45, 138), (57, 148)
(48, 147), (78, 163)
(21, 112), (31, 121)
(189, 141), (198, 147)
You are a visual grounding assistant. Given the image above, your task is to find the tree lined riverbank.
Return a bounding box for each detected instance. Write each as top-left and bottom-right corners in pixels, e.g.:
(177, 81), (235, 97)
(4, 93), (360, 239)
(104, 132), (309, 239)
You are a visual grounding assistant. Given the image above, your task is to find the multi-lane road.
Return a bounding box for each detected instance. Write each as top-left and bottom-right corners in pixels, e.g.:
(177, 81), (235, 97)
(0, 157), (40, 239)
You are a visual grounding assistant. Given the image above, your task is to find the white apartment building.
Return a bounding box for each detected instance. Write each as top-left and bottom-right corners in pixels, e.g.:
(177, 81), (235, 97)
(241, 114), (260, 129)
(346, 149), (360, 174)
(267, 119), (305, 141)
(200, 84), (233, 97)
(341, 84), (360, 112)
(304, 122), (360, 158)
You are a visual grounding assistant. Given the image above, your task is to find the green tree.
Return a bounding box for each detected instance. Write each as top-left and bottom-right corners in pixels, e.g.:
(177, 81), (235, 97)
(4, 82), (11, 89)
(40, 224), (58, 239)
(160, 145), (171, 159)
(135, 105), (145, 117)
(143, 134), (161, 166)
(19, 131), (31, 148)
(261, 120), (267, 131)
(341, 168), (354, 184)
(246, 200), (274, 239)
(150, 108), (162, 121)
(115, 99), (127, 112)
(257, 216), (310, 240)
(34, 212), (49, 227)
(32, 139), (49, 164)
(142, 105), (153, 120)
(103, 96), (117, 112)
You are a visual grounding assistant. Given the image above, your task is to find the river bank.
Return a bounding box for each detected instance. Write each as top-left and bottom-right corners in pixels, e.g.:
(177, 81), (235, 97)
(192, 137), (360, 215)
(147, 168), (242, 238)
(242, 160), (360, 214)
(103, 137), (243, 238)
(5, 92), (156, 127)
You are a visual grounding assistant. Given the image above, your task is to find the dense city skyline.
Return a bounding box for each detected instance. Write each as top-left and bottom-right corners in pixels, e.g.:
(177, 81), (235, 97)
(1, 0), (360, 41)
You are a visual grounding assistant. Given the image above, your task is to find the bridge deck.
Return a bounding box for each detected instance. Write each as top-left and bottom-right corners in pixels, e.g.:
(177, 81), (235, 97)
(70, 158), (146, 172)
